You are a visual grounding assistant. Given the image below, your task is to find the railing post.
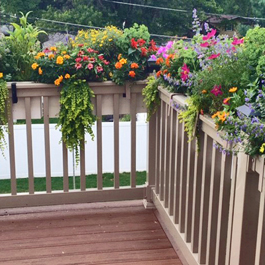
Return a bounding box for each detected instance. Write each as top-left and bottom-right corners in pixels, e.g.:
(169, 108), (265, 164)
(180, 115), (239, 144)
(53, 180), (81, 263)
(144, 112), (156, 208)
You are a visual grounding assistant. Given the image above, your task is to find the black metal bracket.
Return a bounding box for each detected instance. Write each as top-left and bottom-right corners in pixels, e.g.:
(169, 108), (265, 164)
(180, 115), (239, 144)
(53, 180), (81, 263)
(11, 83), (18, 104)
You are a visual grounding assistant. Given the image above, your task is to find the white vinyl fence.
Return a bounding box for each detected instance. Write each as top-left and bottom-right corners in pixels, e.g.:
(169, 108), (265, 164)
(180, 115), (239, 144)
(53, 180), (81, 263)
(0, 121), (148, 179)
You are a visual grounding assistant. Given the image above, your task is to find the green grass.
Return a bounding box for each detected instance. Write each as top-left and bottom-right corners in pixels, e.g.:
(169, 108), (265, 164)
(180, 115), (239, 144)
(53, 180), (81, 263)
(0, 172), (146, 194)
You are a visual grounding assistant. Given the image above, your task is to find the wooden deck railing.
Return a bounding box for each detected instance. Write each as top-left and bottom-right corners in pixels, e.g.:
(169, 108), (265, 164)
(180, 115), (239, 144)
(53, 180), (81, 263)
(1, 82), (264, 265)
(1, 81), (155, 208)
(152, 87), (265, 265)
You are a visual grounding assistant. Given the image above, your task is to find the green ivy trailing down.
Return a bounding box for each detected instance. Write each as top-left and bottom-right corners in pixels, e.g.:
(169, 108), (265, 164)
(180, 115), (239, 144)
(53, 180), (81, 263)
(0, 80), (8, 155)
(142, 75), (160, 121)
(57, 79), (96, 164)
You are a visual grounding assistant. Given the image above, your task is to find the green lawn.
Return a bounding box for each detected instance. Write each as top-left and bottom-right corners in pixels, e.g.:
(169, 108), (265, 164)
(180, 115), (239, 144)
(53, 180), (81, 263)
(0, 171), (146, 194)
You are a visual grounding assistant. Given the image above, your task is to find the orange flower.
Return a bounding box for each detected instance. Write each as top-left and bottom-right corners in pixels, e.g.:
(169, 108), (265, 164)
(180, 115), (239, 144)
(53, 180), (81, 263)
(56, 56), (64, 65)
(166, 58), (171, 67)
(131, 63), (139, 69)
(34, 55), (40, 60)
(156, 71), (162, 77)
(37, 52), (45, 57)
(38, 67), (43, 75)
(63, 54), (70, 60)
(48, 54), (55, 60)
(167, 73), (171, 77)
(61, 51), (67, 55)
(54, 79), (60, 86)
(65, 74), (70, 79)
(50, 46), (57, 52)
(202, 90), (207, 94)
(212, 111), (220, 119)
(129, 71), (136, 78)
(31, 63), (39, 70)
(163, 69), (168, 74)
(156, 58), (164, 65)
(118, 54), (122, 60)
(115, 62), (122, 69)
(229, 87), (237, 93)
(0, 73), (3, 78)
(119, 58), (127, 65)
(58, 75), (63, 82)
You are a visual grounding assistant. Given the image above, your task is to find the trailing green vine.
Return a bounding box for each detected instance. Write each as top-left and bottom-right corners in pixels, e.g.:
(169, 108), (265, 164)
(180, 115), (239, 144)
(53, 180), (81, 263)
(0, 79), (8, 155)
(57, 79), (96, 164)
(142, 75), (160, 121)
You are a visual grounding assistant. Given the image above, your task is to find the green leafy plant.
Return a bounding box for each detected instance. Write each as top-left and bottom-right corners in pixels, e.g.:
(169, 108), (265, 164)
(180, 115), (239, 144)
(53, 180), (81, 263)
(142, 75), (160, 121)
(0, 12), (46, 81)
(57, 79), (96, 163)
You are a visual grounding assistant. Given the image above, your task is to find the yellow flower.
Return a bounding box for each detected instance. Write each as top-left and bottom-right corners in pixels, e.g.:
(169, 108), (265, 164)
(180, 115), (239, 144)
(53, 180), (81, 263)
(48, 54), (55, 60)
(260, 143), (265, 153)
(34, 55), (40, 60)
(65, 74), (70, 79)
(63, 55), (70, 60)
(61, 51), (67, 55)
(38, 67), (43, 75)
(109, 72), (113, 77)
(229, 87), (238, 93)
(109, 39), (113, 42)
(56, 56), (64, 65)
(119, 58), (127, 65)
(50, 46), (57, 52)
(31, 63), (39, 70)
(99, 44), (103, 47)
(0, 72), (3, 78)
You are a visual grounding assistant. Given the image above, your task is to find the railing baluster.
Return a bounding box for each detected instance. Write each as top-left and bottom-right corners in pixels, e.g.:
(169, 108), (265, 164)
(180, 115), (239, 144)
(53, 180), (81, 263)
(206, 145), (222, 265)
(97, 95), (103, 190)
(173, 113), (182, 224)
(255, 177), (265, 265)
(130, 93), (136, 188)
(198, 133), (213, 264)
(25, 97), (34, 194)
(155, 106), (161, 195)
(113, 94), (119, 189)
(225, 155), (238, 265)
(8, 99), (17, 195)
(164, 104), (171, 208)
(43, 97), (51, 193)
(62, 142), (69, 192)
(159, 100), (165, 201)
(185, 139), (196, 243)
(191, 132), (204, 253)
(215, 153), (232, 265)
(179, 121), (188, 233)
(80, 139), (86, 191)
(168, 109), (176, 215)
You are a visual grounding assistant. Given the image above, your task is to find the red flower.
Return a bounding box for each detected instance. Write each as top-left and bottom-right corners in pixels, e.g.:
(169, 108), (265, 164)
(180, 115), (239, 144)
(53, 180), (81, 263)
(223, 98), (231, 105)
(208, 53), (220, 60)
(200, 42), (210, 48)
(75, 57), (82, 63)
(129, 71), (136, 78)
(78, 44), (84, 47)
(89, 58), (96, 63)
(200, 109), (204, 115)
(78, 51), (84, 57)
(98, 55), (104, 61)
(202, 29), (217, 41)
(232, 37), (244, 46)
(131, 38), (138, 49)
(211, 85), (223, 96)
(149, 39), (158, 51)
(141, 47), (147, 57)
(75, 63), (82, 69)
(83, 56), (89, 61)
(87, 48), (96, 53)
(137, 39), (146, 47)
(181, 63), (190, 81)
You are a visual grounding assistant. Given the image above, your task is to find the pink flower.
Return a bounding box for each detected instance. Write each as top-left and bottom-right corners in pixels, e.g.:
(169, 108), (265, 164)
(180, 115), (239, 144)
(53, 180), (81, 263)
(181, 63), (190, 81)
(78, 51), (84, 57)
(43, 48), (50, 53)
(87, 63), (94, 70)
(211, 85), (223, 96)
(98, 55), (104, 61)
(78, 44), (84, 47)
(75, 57), (82, 63)
(208, 53), (220, 60)
(200, 42), (210, 48)
(96, 66), (104, 72)
(232, 37), (244, 46)
(83, 56), (89, 61)
(103, 60), (110, 65)
(87, 48), (94, 53)
(202, 29), (217, 41)
(210, 40), (217, 46)
(75, 63), (82, 69)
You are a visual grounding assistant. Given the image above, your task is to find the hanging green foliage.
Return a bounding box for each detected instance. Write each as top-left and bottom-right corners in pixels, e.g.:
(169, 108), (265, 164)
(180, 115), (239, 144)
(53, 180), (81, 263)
(0, 79), (8, 155)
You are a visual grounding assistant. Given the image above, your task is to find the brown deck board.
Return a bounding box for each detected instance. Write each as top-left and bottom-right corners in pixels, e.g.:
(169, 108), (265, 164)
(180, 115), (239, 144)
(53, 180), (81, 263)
(0, 201), (182, 265)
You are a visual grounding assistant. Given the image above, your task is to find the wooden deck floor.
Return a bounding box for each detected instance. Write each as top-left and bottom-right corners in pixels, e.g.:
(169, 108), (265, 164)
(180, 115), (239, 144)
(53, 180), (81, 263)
(0, 201), (182, 265)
